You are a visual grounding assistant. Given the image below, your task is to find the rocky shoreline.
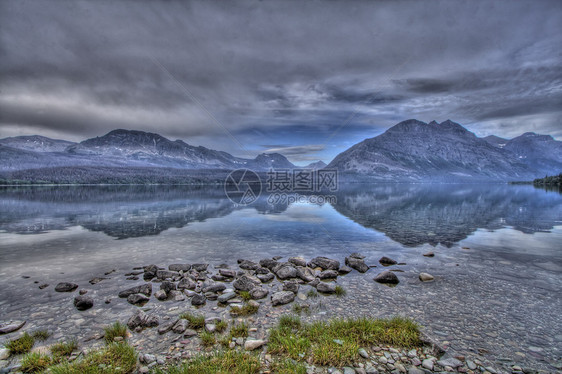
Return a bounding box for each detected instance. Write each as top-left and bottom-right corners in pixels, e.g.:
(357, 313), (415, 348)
(0, 253), (552, 374)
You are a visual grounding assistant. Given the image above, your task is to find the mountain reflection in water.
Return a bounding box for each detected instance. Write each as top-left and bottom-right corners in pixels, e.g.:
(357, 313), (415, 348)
(0, 184), (560, 246)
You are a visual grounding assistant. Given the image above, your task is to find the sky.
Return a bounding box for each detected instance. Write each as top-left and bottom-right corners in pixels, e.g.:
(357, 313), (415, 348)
(0, 0), (561, 164)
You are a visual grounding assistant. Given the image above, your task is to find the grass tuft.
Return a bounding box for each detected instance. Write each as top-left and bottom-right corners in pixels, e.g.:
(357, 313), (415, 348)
(292, 304), (310, 315)
(103, 322), (128, 344)
(229, 303), (259, 316)
(5, 332), (35, 354)
(179, 312), (205, 329)
(306, 289), (318, 298)
(268, 316), (422, 366)
(229, 322), (249, 338)
(48, 342), (137, 374)
(334, 285), (346, 297)
(238, 291), (251, 301)
(215, 320), (228, 333)
(50, 340), (78, 357)
(270, 358), (307, 374)
(21, 352), (52, 373)
(199, 331), (216, 347)
(31, 329), (51, 341)
(153, 350), (261, 374)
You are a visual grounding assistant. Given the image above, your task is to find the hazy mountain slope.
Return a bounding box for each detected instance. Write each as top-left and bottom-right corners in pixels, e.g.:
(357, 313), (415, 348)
(327, 119), (534, 181)
(503, 132), (562, 174)
(304, 160), (327, 169)
(0, 135), (76, 152)
(482, 135), (509, 148)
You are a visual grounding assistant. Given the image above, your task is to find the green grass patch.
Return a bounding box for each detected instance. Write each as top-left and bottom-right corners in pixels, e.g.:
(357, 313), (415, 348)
(229, 303), (258, 316)
(199, 331), (216, 347)
(270, 358), (307, 374)
(215, 320), (228, 333)
(334, 285), (346, 297)
(268, 316), (422, 366)
(229, 322), (248, 338)
(103, 322), (128, 344)
(153, 350), (261, 374)
(179, 312), (206, 329)
(5, 332), (35, 354)
(21, 352), (52, 373)
(292, 304), (310, 315)
(306, 289), (318, 298)
(48, 342), (137, 374)
(238, 291), (251, 301)
(31, 329), (51, 341)
(50, 340), (78, 357)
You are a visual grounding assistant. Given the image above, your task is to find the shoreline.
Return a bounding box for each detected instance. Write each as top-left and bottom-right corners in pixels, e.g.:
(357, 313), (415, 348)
(1, 254), (554, 374)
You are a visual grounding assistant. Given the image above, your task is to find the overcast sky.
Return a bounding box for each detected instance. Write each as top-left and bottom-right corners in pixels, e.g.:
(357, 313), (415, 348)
(1, 0), (561, 164)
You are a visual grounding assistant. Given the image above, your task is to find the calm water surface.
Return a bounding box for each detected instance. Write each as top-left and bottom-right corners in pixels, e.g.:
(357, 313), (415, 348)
(0, 184), (560, 370)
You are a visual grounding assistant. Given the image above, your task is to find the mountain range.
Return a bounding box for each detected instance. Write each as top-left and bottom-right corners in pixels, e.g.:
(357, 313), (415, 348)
(0, 120), (560, 183)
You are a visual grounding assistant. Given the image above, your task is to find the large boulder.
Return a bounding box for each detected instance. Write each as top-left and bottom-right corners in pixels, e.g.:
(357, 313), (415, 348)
(419, 273), (434, 282)
(219, 269), (237, 278)
(0, 321), (26, 334)
(257, 273), (275, 283)
(119, 284), (152, 298)
(282, 281), (299, 294)
(308, 257), (340, 271)
(373, 271), (399, 284)
(55, 282), (78, 292)
(233, 275), (260, 291)
(73, 296), (94, 311)
(271, 291), (295, 306)
(345, 256), (369, 273)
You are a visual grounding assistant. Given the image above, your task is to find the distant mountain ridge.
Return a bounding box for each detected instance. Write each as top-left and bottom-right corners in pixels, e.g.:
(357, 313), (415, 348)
(0, 129), (296, 173)
(327, 119), (561, 181)
(1, 122), (560, 183)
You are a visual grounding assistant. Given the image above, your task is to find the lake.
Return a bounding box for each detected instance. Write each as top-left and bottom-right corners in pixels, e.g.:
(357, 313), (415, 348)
(0, 184), (561, 371)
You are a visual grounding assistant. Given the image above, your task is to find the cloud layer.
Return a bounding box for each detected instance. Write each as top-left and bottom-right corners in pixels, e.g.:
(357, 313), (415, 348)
(1, 0), (560, 163)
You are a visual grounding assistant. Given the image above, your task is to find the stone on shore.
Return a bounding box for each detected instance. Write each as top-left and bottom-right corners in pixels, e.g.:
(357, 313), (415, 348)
(238, 260), (260, 270)
(379, 256), (397, 266)
(172, 319), (189, 334)
(118, 284), (152, 298)
(345, 256), (369, 273)
(127, 310), (159, 330)
(73, 295), (94, 311)
(373, 270), (399, 284)
(219, 269), (237, 278)
(191, 294), (206, 306)
(423, 251), (435, 257)
(316, 282), (337, 293)
(156, 270), (180, 280)
(0, 321), (26, 335)
(177, 278), (196, 290)
(55, 282), (78, 292)
(244, 339), (266, 351)
(191, 263), (209, 272)
(282, 281), (299, 293)
(296, 266), (315, 282)
(127, 294), (149, 305)
(308, 256), (340, 270)
(419, 272), (435, 282)
(154, 290), (167, 300)
(288, 257), (307, 267)
(233, 275), (261, 291)
(169, 264), (190, 272)
(318, 270), (339, 279)
(160, 281), (176, 293)
(143, 264), (159, 280)
(202, 283), (226, 293)
(271, 291), (295, 306)
(249, 287), (269, 299)
(259, 258), (278, 270)
(274, 264), (298, 279)
(218, 292), (237, 303)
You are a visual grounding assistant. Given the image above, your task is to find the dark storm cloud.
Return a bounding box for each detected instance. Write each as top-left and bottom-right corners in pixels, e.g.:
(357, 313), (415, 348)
(0, 0), (561, 161)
